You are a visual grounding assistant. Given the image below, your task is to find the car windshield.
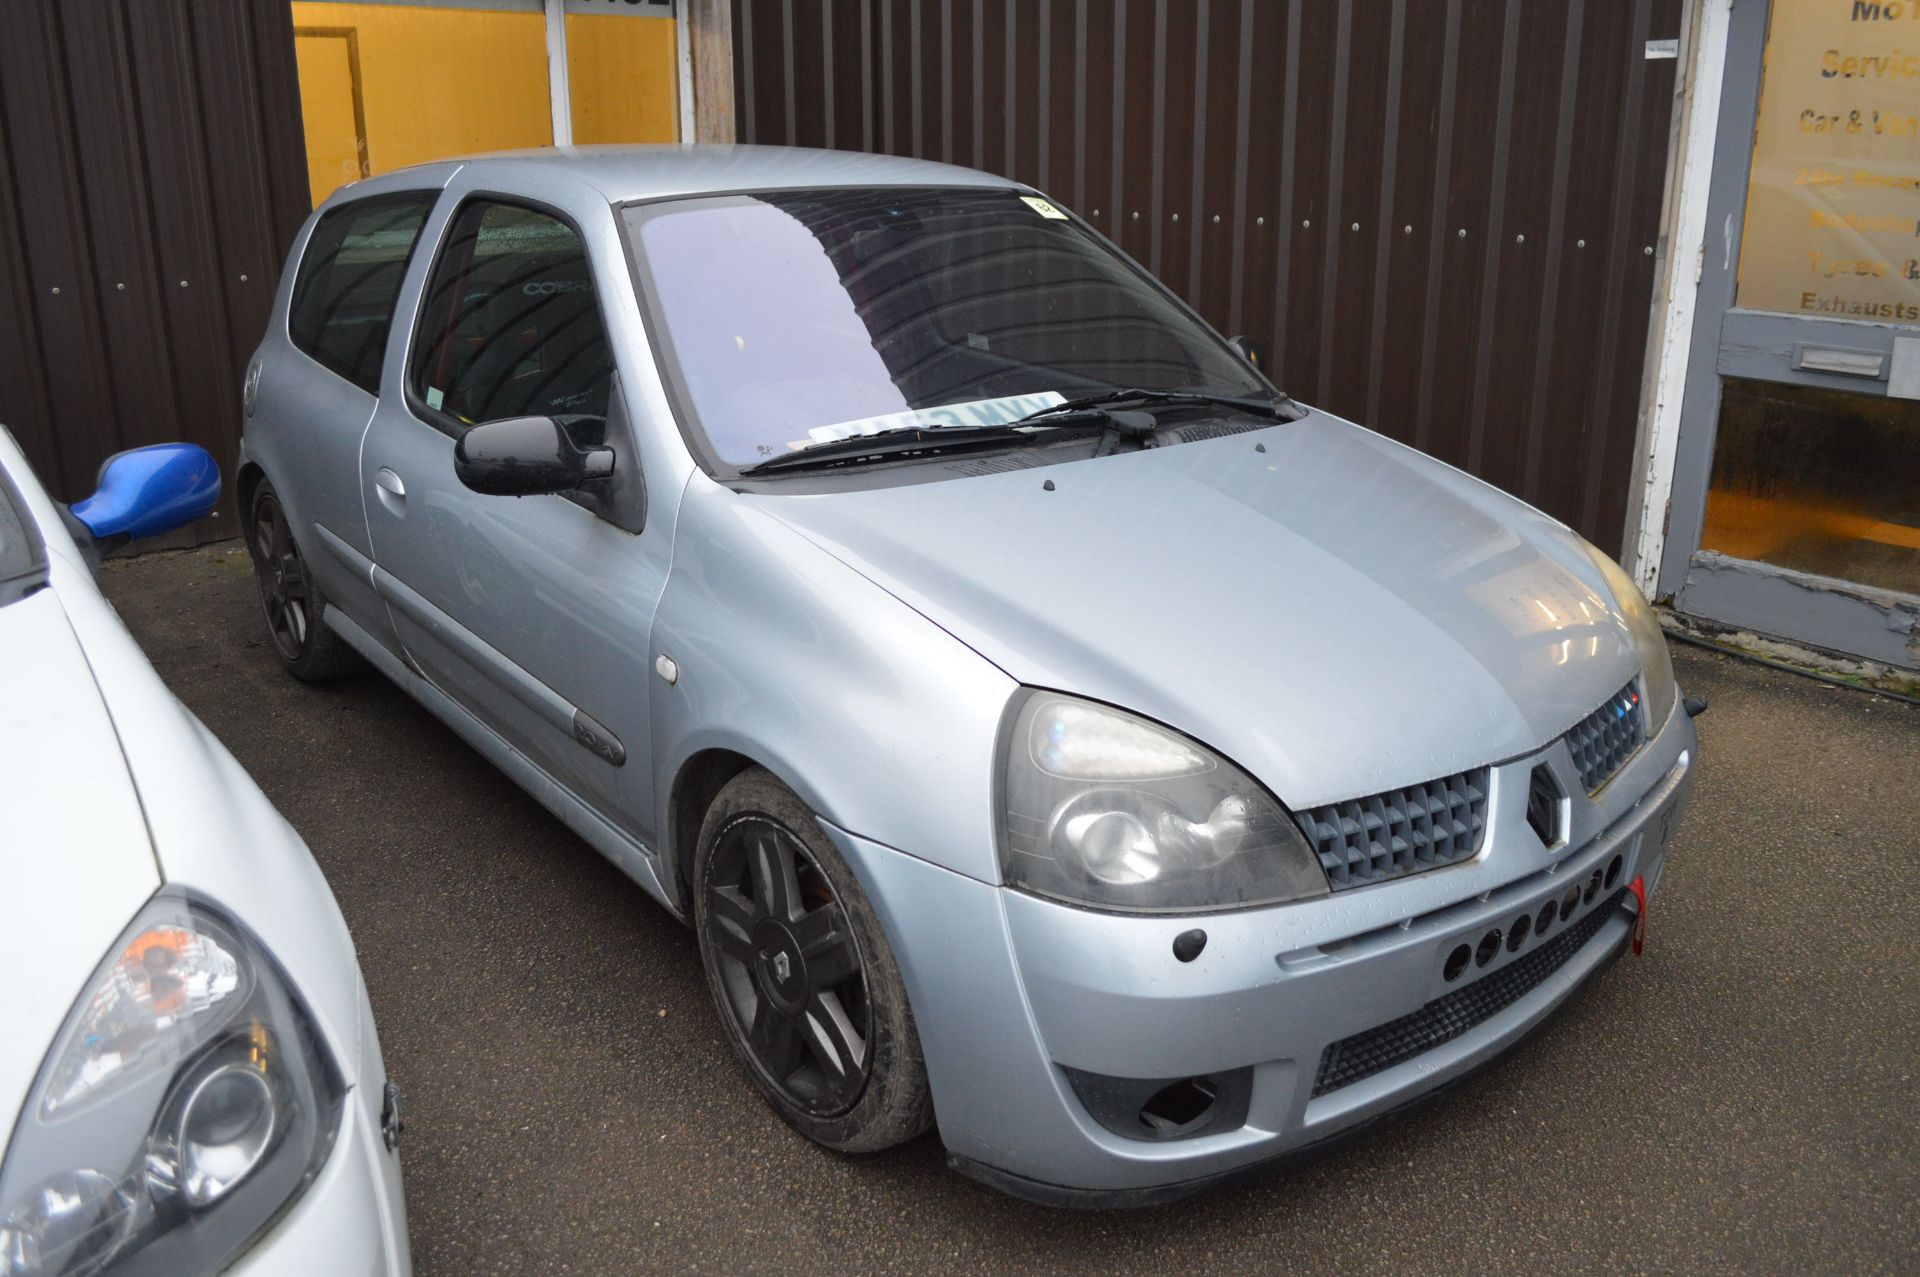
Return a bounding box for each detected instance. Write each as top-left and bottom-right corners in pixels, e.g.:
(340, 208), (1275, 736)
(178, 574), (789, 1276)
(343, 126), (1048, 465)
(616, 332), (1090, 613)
(620, 187), (1271, 471)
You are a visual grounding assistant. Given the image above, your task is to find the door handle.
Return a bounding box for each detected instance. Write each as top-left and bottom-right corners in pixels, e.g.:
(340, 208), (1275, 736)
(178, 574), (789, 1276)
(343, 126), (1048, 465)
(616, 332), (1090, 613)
(375, 468), (406, 499)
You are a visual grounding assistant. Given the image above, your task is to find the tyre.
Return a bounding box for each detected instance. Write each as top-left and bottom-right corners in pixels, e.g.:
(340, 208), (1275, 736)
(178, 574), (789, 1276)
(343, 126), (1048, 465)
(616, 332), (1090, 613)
(246, 480), (362, 682)
(693, 768), (933, 1152)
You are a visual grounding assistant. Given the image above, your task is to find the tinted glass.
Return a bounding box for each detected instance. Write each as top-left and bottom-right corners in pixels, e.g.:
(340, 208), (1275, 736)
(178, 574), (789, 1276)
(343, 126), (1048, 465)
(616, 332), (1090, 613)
(622, 187), (1265, 468)
(288, 194), (435, 394)
(1702, 377), (1920, 596)
(411, 202), (613, 427)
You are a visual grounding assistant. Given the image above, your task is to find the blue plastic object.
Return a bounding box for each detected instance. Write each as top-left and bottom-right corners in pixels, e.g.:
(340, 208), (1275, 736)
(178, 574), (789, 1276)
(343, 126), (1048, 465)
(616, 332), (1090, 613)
(69, 444), (221, 541)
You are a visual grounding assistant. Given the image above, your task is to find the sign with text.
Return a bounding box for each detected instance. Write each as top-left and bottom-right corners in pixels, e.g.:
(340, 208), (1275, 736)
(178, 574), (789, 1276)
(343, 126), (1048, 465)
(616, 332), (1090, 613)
(1737, 0), (1920, 323)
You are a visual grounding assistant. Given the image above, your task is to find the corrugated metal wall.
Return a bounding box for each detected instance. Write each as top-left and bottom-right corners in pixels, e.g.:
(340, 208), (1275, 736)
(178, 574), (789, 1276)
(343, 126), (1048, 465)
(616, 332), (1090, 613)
(729, 0), (1684, 554)
(0, 0), (310, 517)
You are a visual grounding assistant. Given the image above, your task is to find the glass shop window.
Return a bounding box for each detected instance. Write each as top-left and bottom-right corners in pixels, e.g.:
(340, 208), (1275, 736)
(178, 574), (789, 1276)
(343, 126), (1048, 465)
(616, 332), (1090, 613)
(1701, 378), (1920, 596)
(1734, 0), (1920, 322)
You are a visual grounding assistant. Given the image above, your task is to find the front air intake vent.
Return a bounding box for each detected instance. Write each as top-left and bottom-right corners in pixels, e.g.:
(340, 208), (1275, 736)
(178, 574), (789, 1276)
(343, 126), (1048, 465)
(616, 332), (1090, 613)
(1564, 681), (1647, 792)
(942, 452), (1049, 477)
(1313, 888), (1627, 1096)
(1296, 768), (1489, 891)
(1166, 420), (1263, 445)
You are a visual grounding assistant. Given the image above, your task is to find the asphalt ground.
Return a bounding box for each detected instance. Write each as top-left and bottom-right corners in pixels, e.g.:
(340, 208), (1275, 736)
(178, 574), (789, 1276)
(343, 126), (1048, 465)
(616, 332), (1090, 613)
(103, 544), (1918, 1276)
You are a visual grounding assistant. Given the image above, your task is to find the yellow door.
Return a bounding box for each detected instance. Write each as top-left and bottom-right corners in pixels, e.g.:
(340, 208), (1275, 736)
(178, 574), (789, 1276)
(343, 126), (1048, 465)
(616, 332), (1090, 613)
(292, 29), (365, 207)
(291, 2), (554, 207)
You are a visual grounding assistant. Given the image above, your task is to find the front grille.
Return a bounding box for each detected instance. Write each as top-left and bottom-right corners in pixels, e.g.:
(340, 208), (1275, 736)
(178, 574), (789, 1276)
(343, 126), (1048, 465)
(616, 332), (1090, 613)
(1296, 769), (1489, 891)
(1564, 681), (1646, 792)
(1312, 887), (1625, 1097)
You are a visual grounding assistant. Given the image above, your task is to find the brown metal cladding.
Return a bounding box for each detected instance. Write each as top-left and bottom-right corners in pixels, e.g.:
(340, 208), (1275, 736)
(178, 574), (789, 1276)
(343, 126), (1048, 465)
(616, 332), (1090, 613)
(729, 0), (1683, 554)
(0, 0), (309, 531)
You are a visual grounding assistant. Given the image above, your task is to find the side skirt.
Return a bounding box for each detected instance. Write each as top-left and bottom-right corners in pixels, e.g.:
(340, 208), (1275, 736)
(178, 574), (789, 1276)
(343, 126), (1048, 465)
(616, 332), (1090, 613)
(323, 603), (680, 918)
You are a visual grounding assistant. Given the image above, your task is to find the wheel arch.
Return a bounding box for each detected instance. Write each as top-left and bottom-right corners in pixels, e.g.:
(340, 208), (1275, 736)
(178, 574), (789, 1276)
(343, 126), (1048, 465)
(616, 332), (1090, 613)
(667, 746), (760, 916)
(234, 459), (267, 538)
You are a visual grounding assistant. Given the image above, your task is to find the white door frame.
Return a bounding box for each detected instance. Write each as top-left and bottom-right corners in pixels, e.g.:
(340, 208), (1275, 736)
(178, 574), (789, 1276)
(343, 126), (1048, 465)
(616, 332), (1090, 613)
(545, 0), (575, 145)
(1625, 0), (1733, 596)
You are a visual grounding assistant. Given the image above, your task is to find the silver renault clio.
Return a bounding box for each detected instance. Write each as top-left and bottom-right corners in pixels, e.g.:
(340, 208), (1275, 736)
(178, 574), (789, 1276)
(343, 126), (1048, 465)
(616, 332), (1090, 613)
(240, 145), (1696, 1205)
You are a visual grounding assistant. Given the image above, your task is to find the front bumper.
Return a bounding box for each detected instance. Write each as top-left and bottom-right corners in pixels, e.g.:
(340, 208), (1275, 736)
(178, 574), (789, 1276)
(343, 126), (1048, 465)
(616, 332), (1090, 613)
(227, 981), (410, 1275)
(829, 702), (1697, 1205)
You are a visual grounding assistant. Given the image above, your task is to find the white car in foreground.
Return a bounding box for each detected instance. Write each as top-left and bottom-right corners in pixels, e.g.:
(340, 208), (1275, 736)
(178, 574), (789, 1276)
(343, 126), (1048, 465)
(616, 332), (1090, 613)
(0, 428), (408, 1275)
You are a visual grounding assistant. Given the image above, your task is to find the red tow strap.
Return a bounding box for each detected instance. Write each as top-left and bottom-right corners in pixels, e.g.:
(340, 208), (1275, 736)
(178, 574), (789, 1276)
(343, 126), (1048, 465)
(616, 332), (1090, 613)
(1627, 875), (1648, 956)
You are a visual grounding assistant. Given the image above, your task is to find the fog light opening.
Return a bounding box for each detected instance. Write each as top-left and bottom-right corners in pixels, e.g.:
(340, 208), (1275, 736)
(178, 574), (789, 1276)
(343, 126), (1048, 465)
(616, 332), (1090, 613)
(1535, 902), (1556, 936)
(1443, 943), (1471, 981)
(1584, 871), (1601, 905)
(1139, 1077), (1219, 1137)
(1605, 854), (1624, 889)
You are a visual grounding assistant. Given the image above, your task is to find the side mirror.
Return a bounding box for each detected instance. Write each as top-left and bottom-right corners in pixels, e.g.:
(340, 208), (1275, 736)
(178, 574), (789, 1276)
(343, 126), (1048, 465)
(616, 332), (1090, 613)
(1228, 335), (1267, 372)
(69, 444), (221, 541)
(454, 416), (614, 497)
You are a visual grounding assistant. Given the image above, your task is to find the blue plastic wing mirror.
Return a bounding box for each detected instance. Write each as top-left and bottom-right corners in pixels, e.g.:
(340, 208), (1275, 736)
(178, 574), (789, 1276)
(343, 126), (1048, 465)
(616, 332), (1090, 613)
(69, 444), (221, 541)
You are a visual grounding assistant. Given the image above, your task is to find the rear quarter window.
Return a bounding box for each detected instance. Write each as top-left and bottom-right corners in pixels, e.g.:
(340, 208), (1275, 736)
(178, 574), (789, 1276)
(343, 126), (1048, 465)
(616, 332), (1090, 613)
(287, 193), (438, 394)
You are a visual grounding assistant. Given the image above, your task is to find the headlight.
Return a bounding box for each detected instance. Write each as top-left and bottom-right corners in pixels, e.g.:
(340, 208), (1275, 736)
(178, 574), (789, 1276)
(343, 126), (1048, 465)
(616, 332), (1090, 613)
(1582, 541), (1678, 731)
(998, 691), (1329, 912)
(0, 894), (342, 1276)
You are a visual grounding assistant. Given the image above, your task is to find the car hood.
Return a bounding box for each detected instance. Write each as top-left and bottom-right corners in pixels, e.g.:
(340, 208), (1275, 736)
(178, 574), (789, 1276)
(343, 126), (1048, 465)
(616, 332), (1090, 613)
(756, 412), (1640, 808)
(0, 586), (160, 1131)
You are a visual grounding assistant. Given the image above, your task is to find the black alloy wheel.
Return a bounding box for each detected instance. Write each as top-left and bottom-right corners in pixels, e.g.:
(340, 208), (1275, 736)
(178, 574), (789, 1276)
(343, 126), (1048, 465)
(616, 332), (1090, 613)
(703, 816), (872, 1116)
(250, 488), (310, 663)
(693, 768), (932, 1152)
(246, 481), (361, 682)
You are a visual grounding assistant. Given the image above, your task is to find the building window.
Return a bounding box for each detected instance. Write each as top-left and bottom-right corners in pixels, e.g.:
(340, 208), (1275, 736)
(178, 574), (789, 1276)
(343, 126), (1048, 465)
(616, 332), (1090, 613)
(1702, 378), (1920, 597)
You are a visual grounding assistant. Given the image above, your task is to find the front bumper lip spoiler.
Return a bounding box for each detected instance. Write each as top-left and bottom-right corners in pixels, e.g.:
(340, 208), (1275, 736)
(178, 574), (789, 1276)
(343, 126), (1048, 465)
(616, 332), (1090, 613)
(947, 907), (1636, 1210)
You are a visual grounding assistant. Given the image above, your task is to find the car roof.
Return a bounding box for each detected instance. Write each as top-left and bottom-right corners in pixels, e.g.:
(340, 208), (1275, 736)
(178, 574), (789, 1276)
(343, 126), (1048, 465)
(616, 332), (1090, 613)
(362, 144), (1027, 206)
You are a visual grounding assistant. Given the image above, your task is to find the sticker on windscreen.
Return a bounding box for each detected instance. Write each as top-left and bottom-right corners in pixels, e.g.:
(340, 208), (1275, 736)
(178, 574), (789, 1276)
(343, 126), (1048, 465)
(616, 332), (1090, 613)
(1020, 195), (1069, 219)
(800, 390), (1067, 447)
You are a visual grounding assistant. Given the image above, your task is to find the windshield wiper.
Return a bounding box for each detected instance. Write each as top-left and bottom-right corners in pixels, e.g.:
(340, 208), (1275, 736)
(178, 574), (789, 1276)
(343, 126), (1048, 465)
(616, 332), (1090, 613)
(737, 388), (1297, 477)
(737, 419), (1115, 476)
(1016, 387), (1297, 425)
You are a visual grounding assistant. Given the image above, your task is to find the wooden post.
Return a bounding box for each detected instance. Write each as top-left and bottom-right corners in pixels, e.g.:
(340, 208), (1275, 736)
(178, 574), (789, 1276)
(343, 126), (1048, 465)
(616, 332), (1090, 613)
(686, 0), (736, 143)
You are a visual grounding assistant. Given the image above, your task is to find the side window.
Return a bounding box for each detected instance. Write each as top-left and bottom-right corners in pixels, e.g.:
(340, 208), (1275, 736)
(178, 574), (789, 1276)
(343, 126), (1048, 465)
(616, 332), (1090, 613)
(410, 201), (613, 427)
(288, 194), (436, 394)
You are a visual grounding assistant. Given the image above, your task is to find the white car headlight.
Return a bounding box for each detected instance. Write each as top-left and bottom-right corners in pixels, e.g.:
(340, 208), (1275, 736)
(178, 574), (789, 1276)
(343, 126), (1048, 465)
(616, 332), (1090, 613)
(1582, 541), (1679, 732)
(998, 691), (1329, 911)
(0, 894), (342, 1276)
